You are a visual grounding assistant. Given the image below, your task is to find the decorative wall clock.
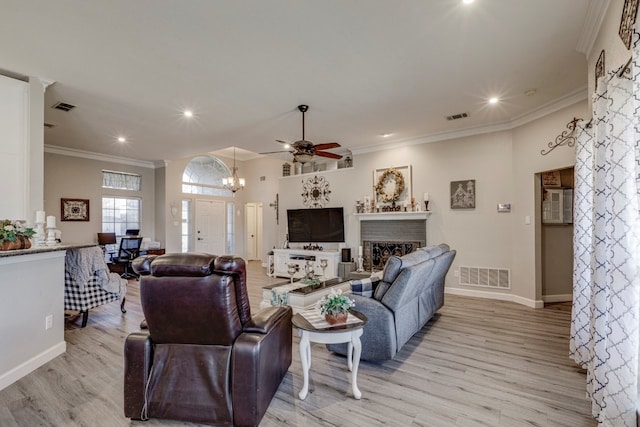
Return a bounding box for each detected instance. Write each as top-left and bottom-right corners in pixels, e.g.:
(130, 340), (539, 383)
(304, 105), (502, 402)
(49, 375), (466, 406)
(61, 198), (90, 221)
(301, 176), (331, 208)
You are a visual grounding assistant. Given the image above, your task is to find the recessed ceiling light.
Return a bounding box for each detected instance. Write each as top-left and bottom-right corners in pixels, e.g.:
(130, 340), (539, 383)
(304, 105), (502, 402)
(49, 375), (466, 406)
(463, 0), (474, 4)
(117, 137), (126, 143)
(183, 110), (193, 117)
(488, 97), (499, 104)
(380, 133), (392, 138)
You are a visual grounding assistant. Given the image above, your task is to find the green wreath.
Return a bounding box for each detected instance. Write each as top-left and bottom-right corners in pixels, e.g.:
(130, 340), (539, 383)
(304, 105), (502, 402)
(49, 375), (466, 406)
(375, 168), (405, 203)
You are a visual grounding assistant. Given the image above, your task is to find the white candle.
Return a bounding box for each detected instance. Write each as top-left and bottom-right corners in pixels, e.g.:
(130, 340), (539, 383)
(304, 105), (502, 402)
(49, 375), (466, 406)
(424, 192), (429, 202)
(36, 211), (45, 223)
(358, 246), (363, 257)
(46, 215), (56, 228)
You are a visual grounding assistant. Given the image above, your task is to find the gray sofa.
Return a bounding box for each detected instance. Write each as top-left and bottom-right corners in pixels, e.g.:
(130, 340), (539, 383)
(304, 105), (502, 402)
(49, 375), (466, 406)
(327, 244), (456, 361)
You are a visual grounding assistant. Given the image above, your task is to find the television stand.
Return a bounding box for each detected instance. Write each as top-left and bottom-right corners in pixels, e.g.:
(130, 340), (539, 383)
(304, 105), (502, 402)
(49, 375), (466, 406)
(273, 248), (340, 279)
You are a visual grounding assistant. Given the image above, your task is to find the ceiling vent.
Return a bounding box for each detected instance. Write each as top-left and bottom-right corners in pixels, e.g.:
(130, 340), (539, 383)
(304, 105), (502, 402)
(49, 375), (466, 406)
(43, 122), (55, 128)
(51, 101), (76, 112)
(446, 112), (469, 121)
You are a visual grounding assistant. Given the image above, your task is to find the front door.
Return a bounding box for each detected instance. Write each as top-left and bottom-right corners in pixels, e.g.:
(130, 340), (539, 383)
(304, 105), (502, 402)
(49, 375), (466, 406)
(195, 199), (226, 254)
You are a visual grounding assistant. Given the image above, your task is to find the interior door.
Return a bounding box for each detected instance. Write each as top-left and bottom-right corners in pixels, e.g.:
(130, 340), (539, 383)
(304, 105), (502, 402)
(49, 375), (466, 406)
(195, 199), (225, 254)
(245, 203), (258, 260)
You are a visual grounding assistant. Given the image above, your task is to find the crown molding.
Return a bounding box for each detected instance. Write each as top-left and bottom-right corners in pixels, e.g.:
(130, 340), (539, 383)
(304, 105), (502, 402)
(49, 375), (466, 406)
(44, 144), (156, 169)
(352, 86), (588, 155)
(576, 0), (611, 57)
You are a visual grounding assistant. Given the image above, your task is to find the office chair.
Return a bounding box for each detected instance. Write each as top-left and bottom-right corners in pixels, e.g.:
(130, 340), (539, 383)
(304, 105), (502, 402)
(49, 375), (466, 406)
(97, 232), (117, 261)
(114, 237), (143, 279)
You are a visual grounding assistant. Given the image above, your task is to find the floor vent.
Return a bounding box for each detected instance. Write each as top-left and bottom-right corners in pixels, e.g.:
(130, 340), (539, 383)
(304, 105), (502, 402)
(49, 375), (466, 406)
(459, 266), (510, 289)
(51, 101), (76, 112)
(446, 112), (469, 121)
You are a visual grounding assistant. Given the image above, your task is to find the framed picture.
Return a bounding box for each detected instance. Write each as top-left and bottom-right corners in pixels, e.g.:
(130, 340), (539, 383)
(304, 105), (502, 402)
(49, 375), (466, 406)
(61, 198), (90, 221)
(619, 0), (639, 50)
(450, 180), (476, 209)
(373, 165), (412, 206)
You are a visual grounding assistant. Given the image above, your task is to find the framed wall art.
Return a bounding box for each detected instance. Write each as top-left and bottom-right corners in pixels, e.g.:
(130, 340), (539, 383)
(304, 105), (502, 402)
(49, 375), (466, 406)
(450, 179), (476, 209)
(373, 165), (412, 206)
(619, 0), (639, 50)
(61, 198), (90, 221)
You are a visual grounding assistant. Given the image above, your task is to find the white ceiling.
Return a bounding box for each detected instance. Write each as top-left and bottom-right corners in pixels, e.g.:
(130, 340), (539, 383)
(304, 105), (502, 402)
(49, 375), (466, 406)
(1, 1), (595, 164)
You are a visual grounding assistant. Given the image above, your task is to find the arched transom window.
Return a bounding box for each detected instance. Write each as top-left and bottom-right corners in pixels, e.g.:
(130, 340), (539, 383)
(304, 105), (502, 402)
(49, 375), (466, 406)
(182, 155), (233, 197)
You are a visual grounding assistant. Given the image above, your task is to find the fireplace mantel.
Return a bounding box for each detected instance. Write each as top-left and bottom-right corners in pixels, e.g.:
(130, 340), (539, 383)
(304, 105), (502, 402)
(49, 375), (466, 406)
(354, 212), (430, 221)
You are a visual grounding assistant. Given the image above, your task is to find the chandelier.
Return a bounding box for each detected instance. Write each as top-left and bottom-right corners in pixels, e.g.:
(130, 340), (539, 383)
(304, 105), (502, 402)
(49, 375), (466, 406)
(222, 147), (245, 194)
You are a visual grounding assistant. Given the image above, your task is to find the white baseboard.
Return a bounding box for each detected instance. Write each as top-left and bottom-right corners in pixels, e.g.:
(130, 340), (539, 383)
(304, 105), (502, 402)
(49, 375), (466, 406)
(0, 341), (66, 391)
(445, 287), (544, 309)
(542, 294), (573, 303)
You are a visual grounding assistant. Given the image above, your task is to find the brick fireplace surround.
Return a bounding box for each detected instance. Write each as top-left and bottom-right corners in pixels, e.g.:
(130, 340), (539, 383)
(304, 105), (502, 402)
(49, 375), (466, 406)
(357, 213), (428, 271)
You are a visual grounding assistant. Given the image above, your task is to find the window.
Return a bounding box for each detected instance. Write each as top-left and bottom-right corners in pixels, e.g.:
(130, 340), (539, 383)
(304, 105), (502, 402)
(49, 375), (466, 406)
(182, 156), (233, 197)
(102, 170), (141, 191)
(226, 203), (235, 253)
(102, 196), (141, 237)
(181, 199), (191, 252)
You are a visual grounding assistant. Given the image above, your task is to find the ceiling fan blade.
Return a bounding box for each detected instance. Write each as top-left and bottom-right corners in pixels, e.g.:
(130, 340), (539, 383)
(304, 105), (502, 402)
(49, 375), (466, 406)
(276, 140), (291, 145)
(259, 150), (291, 155)
(314, 151), (343, 159)
(313, 142), (341, 150)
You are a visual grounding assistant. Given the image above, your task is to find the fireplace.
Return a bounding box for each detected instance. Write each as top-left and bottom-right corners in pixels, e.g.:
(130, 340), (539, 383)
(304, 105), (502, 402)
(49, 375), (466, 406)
(363, 240), (421, 271)
(357, 213), (428, 272)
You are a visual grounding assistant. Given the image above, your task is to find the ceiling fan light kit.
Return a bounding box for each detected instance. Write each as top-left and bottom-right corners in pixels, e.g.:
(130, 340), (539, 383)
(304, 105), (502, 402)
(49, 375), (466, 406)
(261, 104), (343, 164)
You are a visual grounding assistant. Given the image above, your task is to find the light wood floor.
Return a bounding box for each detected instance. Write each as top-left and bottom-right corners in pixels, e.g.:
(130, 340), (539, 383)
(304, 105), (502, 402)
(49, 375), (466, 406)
(0, 261), (596, 426)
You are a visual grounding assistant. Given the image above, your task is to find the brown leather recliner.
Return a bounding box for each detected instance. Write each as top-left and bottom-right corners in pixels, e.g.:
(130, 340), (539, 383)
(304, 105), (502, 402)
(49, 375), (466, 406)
(124, 253), (292, 426)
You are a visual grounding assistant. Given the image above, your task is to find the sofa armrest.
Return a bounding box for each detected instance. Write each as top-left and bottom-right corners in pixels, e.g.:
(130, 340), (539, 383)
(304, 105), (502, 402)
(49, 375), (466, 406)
(124, 331), (153, 420)
(327, 294), (397, 361)
(232, 305), (292, 426)
(243, 305), (290, 334)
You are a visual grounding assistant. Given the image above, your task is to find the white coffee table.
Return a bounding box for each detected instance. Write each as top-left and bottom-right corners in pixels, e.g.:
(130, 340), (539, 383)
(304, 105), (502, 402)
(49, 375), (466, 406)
(291, 310), (367, 400)
(260, 277), (351, 312)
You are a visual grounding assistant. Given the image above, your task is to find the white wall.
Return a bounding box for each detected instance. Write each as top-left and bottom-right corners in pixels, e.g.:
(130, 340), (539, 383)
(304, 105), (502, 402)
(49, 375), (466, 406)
(43, 153), (156, 244)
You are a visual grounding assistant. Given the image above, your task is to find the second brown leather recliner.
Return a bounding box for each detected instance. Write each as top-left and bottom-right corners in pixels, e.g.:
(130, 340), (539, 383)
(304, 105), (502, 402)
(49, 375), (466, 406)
(124, 253), (292, 426)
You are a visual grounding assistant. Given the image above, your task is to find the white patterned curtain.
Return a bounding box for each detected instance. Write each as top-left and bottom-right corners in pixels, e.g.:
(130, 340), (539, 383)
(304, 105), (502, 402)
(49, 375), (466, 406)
(570, 30), (640, 426)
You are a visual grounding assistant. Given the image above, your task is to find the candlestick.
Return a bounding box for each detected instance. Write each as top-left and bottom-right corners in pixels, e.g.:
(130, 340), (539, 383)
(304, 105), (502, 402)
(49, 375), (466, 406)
(46, 215), (56, 229)
(358, 245), (363, 257)
(357, 256), (364, 272)
(34, 221), (46, 246)
(36, 210), (45, 224)
(424, 192), (429, 202)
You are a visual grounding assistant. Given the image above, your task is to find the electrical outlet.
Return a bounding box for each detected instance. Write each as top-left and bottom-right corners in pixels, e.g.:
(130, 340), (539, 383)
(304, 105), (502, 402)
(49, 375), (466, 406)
(45, 315), (53, 330)
(454, 269), (459, 278)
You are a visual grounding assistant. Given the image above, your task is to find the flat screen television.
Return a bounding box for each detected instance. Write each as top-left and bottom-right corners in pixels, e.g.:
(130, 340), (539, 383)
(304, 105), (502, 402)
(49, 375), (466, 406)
(287, 207), (345, 243)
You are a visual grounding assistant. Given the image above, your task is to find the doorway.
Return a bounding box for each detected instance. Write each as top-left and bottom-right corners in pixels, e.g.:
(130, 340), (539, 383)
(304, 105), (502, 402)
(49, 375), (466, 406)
(538, 167), (574, 304)
(245, 202), (263, 261)
(195, 199), (226, 254)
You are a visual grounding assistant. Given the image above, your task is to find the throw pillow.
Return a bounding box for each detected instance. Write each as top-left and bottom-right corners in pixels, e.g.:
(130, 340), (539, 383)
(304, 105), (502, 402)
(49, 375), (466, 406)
(350, 277), (381, 297)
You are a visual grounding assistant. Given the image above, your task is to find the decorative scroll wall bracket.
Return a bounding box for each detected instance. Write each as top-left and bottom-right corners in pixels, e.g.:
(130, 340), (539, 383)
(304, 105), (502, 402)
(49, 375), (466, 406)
(540, 117), (583, 156)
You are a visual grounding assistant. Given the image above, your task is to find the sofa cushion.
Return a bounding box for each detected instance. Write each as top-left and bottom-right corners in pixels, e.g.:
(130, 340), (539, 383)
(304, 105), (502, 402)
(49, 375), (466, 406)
(419, 244), (448, 259)
(381, 250), (430, 284)
(350, 277), (381, 297)
(373, 281), (392, 300)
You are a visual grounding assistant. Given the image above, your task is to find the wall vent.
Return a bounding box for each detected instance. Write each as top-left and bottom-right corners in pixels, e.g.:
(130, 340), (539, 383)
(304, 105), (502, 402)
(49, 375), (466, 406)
(43, 122), (55, 128)
(51, 101), (76, 112)
(459, 266), (510, 289)
(446, 112), (469, 121)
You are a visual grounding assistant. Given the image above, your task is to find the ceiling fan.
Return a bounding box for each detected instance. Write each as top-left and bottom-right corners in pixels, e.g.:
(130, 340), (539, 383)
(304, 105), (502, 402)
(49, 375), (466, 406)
(261, 104), (343, 163)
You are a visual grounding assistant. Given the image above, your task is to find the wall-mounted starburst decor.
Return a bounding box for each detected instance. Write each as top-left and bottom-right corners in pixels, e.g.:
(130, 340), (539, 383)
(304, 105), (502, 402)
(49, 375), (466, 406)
(301, 175), (331, 208)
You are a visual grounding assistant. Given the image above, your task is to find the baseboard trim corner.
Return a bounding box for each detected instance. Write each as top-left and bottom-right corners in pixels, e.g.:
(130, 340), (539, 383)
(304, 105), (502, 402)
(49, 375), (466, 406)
(0, 341), (66, 391)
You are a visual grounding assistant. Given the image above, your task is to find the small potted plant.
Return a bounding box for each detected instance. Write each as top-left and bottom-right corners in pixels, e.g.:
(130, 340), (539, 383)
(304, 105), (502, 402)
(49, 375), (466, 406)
(0, 219), (35, 251)
(317, 289), (355, 325)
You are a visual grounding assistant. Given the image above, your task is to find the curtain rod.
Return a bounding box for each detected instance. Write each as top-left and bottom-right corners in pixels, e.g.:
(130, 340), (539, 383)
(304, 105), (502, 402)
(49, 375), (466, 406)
(540, 117), (583, 155)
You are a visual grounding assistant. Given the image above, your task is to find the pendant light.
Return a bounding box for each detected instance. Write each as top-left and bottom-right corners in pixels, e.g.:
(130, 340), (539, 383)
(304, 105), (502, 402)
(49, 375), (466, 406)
(223, 147), (245, 194)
